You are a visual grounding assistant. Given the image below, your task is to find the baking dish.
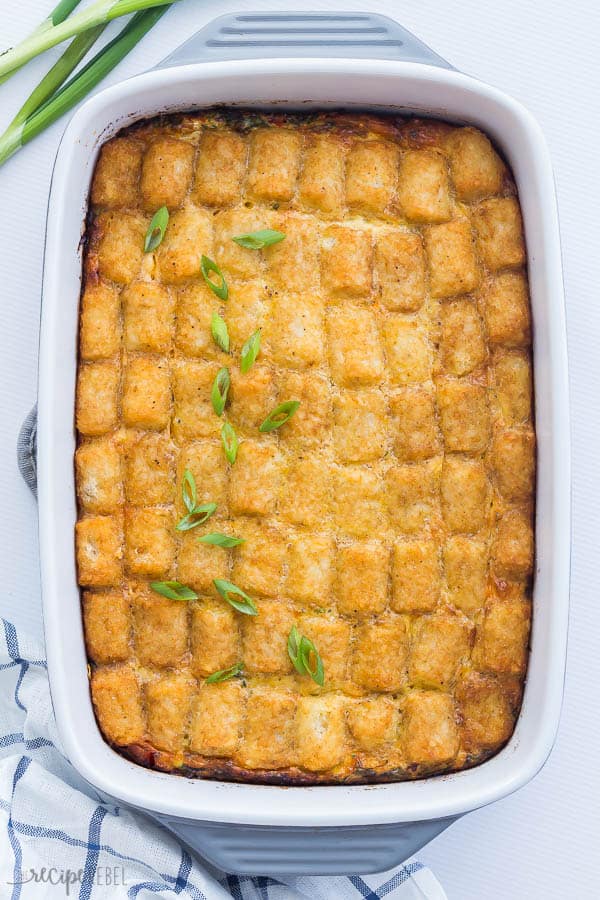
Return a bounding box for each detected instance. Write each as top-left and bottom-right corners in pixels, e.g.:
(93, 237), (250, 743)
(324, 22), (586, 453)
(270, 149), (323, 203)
(32, 12), (570, 875)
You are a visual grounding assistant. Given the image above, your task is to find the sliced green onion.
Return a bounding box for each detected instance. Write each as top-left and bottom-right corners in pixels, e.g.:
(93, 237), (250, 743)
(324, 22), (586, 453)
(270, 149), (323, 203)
(287, 626), (325, 686)
(150, 581), (198, 601)
(201, 255), (228, 300)
(288, 625), (301, 663)
(176, 502), (217, 532)
(213, 579), (258, 616)
(181, 468), (197, 514)
(197, 533), (245, 548)
(300, 637), (325, 686)
(259, 400), (300, 433)
(221, 422), (238, 464)
(211, 367), (230, 417)
(232, 229), (286, 250)
(0, 0), (175, 81)
(144, 206), (169, 252)
(0, 8), (171, 168)
(211, 312), (230, 353)
(178, 469), (218, 530)
(240, 329), (261, 374)
(205, 662), (243, 684)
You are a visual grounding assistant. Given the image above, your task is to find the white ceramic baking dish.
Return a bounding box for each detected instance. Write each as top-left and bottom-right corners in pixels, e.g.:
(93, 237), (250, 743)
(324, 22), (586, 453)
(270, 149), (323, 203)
(33, 12), (570, 876)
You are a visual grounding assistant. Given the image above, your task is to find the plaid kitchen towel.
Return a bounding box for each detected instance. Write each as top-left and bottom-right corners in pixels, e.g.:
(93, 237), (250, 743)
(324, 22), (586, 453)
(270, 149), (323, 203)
(0, 619), (447, 899)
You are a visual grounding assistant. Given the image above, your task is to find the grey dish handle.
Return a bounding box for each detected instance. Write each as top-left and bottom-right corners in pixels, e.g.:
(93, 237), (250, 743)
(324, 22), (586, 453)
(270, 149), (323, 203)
(158, 815), (457, 876)
(17, 406), (37, 498)
(158, 11), (452, 68)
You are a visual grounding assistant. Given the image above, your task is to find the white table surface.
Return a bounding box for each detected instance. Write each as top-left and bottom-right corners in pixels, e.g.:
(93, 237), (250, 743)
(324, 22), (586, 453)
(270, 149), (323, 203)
(1, 0), (599, 896)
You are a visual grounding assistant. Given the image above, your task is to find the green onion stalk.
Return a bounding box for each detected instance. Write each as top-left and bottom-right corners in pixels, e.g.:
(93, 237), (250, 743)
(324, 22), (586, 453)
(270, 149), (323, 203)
(0, 0), (175, 81)
(0, 7), (170, 168)
(6, 24), (107, 133)
(0, 0), (82, 85)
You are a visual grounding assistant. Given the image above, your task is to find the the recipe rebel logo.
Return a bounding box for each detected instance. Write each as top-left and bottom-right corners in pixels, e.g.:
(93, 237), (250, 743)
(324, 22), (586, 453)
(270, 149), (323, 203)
(7, 866), (129, 895)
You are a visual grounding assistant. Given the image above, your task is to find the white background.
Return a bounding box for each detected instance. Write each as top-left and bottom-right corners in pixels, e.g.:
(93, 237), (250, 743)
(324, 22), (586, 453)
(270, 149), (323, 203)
(1, 1), (599, 897)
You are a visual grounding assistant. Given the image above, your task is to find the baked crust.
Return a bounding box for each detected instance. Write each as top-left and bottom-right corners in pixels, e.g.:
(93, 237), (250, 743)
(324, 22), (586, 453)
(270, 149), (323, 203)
(77, 110), (534, 784)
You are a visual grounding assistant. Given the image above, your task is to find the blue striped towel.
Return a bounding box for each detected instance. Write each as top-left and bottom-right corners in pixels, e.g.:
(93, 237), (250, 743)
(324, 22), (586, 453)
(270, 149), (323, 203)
(0, 619), (447, 899)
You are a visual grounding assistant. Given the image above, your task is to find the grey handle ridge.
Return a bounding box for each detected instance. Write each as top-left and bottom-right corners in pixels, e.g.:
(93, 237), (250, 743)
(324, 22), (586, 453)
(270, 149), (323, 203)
(158, 815), (456, 876)
(159, 11), (452, 68)
(18, 11), (460, 877)
(17, 405), (37, 497)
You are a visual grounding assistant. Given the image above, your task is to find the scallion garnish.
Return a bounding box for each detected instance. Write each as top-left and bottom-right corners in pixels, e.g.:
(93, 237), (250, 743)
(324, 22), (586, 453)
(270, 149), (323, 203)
(176, 469), (217, 531)
(259, 400), (300, 433)
(221, 422), (238, 464)
(205, 662), (243, 684)
(181, 468), (197, 513)
(197, 533), (245, 548)
(213, 579), (257, 616)
(232, 229), (286, 250)
(211, 367), (231, 417)
(240, 329), (261, 374)
(287, 626), (325, 686)
(201, 255), (228, 300)
(211, 312), (230, 353)
(144, 205), (169, 252)
(150, 581), (198, 601)
(176, 503), (217, 532)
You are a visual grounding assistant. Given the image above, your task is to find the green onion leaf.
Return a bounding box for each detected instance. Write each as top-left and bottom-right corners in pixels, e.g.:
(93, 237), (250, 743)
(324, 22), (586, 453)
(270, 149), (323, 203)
(49, 0), (83, 27)
(211, 312), (230, 353)
(213, 579), (258, 616)
(232, 229), (286, 250)
(240, 329), (261, 374)
(211, 367), (231, 417)
(221, 422), (238, 464)
(176, 502), (217, 532)
(205, 662), (243, 684)
(287, 627), (325, 686)
(150, 581), (198, 601)
(144, 205), (169, 252)
(182, 468), (197, 514)
(197, 532), (245, 548)
(201, 254), (228, 300)
(259, 400), (300, 433)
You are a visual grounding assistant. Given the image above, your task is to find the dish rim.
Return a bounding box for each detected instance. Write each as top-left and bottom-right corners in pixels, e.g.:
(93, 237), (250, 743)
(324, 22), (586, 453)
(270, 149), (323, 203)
(37, 56), (570, 827)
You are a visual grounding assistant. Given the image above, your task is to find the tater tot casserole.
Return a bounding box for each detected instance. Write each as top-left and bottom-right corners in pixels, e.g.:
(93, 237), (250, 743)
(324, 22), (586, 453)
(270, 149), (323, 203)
(75, 110), (535, 784)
